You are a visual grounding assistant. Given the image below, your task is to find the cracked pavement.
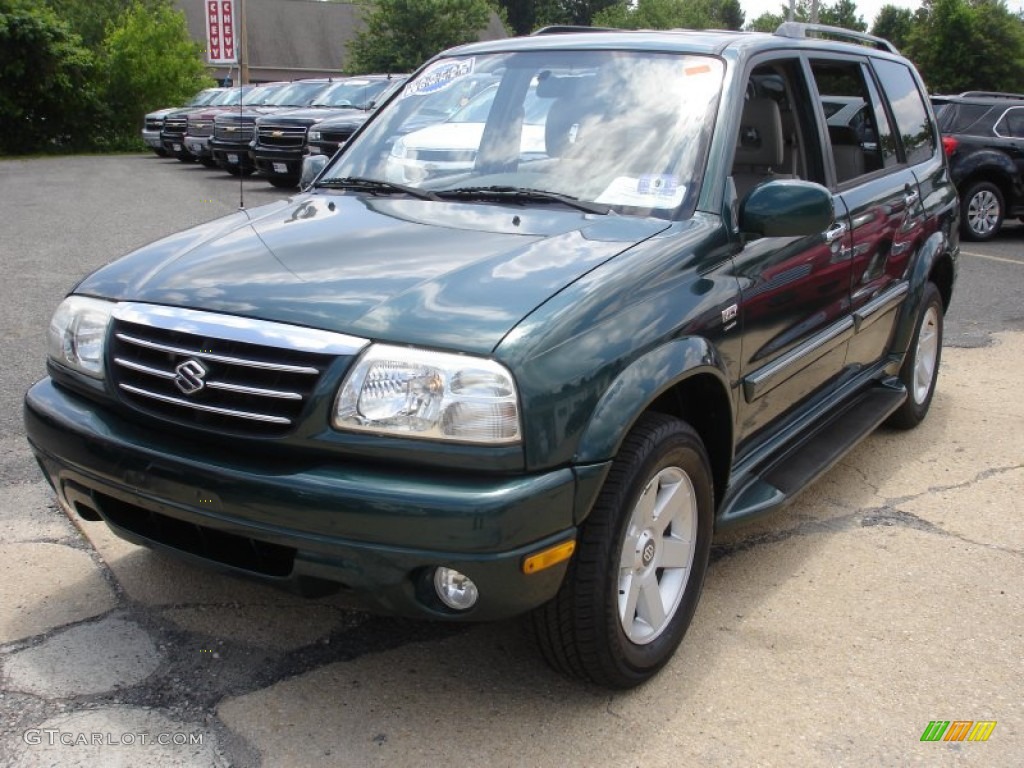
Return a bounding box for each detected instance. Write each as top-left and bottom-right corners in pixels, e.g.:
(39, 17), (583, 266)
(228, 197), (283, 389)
(1, 156), (1021, 766)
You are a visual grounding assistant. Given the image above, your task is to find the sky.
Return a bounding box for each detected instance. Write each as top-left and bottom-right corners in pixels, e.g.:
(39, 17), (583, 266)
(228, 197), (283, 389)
(739, 0), (921, 28)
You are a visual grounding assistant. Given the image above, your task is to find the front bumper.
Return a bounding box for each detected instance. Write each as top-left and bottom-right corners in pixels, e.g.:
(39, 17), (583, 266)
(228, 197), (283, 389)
(161, 133), (191, 158)
(184, 135), (211, 158)
(253, 146), (304, 178)
(210, 139), (254, 169)
(24, 378), (582, 620)
(142, 130), (162, 149)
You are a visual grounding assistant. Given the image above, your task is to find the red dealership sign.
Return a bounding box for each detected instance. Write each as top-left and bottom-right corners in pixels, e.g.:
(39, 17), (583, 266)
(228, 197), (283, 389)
(206, 0), (237, 64)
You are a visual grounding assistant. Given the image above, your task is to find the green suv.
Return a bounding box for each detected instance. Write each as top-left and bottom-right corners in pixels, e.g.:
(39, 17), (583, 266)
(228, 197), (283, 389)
(25, 24), (958, 688)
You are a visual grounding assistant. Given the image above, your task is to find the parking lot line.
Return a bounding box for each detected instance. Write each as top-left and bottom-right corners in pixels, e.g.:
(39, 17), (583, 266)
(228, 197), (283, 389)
(960, 250), (1024, 266)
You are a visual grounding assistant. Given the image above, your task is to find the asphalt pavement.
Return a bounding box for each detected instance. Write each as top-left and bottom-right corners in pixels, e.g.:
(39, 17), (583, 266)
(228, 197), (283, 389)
(0, 155), (1021, 767)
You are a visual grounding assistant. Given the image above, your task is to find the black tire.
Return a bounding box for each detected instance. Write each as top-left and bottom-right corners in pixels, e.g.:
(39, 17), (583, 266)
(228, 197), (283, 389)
(530, 413), (713, 688)
(960, 180), (1003, 241)
(152, 148), (169, 158)
(268, 176), (298, 189)
(888, 282), (943, 429)
(200, 156), (217, 168)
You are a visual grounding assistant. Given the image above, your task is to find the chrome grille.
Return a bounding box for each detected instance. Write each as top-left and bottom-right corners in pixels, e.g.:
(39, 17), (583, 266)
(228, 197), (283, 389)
(187, 119), (214, 137)
(163, 117), (187, 136)
(258, 124), (308, 148)
(108, 304), (368, 437)
(145, 118), (164, 131)
(215, 122), (255, 142)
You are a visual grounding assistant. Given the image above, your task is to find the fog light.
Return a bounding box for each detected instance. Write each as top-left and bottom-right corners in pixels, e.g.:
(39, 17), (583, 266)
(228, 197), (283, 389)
(433, 567), (478, 611)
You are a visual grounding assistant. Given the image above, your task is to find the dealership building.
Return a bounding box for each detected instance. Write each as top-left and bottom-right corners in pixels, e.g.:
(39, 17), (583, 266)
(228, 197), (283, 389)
(175, 0), (507, 82)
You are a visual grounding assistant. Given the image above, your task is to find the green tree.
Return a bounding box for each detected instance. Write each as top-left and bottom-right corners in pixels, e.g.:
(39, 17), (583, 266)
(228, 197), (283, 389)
(42, 0), (132, 49)
(595, 0), (744, 30)
(747, 10), (784, 31)
(746, 0), (865, 31)
(819, 0), (866, 31)
(497, 0), (575, 33)
(870, 4), (914, 49)
(347, 0), (495, 73)
(0, 0), (101, 153)
(905, 0), (1024, 92)
(102, 0), (214, 144)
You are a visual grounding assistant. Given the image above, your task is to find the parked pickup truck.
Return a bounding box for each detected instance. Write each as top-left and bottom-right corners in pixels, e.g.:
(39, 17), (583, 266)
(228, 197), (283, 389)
(253, 76), (403, 187)
(210, 80), (334, 176)
(142, 88), (223, 157)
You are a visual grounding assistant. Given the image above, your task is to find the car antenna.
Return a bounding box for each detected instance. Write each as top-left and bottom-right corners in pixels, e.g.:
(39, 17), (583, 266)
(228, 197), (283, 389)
(238, 75), (244, 210)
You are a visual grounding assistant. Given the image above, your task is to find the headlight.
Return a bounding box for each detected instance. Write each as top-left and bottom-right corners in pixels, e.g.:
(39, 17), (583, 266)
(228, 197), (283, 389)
(333, 344), (520, 444)
(308, 130), (321, 142)
(47, 296), (114, 378)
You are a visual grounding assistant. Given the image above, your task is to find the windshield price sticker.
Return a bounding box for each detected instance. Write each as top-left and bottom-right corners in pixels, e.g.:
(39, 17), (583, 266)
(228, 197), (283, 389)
(597, 175), (685, 209)
(404, 59), (475, 98)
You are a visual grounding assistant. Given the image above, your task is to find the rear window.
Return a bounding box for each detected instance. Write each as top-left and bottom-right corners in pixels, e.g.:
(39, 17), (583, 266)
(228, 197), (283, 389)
(872, 59), (936, 165)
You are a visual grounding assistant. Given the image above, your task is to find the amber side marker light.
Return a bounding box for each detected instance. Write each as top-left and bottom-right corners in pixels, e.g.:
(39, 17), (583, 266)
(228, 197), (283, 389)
(522, 540), (576, 574)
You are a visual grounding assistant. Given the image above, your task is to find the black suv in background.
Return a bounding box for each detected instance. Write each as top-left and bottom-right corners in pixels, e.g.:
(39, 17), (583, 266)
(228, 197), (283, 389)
(932, 91), (1024, 240)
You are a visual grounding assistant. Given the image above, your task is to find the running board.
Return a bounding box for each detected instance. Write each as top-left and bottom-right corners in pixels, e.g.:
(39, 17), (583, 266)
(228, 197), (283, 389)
(718, 380), (906, 527)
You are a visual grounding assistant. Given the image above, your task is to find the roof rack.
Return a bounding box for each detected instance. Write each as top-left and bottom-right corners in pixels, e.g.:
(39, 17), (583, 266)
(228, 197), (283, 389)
(958, 91), (1024, 100)
(774, 22), (899, 54)
(531, 25), (617, 35)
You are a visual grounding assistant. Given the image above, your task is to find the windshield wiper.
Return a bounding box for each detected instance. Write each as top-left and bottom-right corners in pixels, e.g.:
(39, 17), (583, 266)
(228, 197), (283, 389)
(435, 186), (610, 215)
(315, 176), (439, 201)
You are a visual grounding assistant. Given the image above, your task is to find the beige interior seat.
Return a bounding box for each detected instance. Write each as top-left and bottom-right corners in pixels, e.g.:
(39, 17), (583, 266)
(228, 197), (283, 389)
(732, 97), (795, 200)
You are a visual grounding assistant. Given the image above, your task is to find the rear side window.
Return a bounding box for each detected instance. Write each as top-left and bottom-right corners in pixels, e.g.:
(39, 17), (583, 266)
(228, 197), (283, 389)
(995, 107), (1024, 138)
(871, 59), (936, 165)
(942, 103), (996, 134)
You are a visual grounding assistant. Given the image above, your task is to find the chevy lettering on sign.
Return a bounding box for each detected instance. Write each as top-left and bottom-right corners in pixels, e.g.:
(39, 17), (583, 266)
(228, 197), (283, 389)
(206, 0), (237, 65)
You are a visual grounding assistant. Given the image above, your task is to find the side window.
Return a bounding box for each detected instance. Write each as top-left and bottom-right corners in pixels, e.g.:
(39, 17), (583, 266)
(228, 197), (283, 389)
(808, 59), (890, 185)
(731, 58), (825, 200)
(995, 107), (1024, 138)
(871, 58), (937, 165)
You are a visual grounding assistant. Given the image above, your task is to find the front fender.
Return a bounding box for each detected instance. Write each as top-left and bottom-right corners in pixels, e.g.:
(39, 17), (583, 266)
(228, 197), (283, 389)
(574, 337), (731, 465)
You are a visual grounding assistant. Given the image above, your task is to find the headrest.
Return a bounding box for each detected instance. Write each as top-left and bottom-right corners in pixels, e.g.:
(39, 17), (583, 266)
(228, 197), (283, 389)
(735, 97), (784, 167)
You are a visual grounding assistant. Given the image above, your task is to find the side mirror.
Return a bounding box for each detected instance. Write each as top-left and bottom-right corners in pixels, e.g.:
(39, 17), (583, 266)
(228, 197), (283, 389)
(300, 154), (329, 191)
(738, 179), (834, 238)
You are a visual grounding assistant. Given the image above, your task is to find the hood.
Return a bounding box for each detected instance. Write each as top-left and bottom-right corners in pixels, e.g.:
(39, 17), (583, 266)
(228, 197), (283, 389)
(75, 194), (669, 354)
(145, 107), (177, 120)
(317, 112), (373, 131)
(263, 107), (368, 126)
(218, 106), (287, 123)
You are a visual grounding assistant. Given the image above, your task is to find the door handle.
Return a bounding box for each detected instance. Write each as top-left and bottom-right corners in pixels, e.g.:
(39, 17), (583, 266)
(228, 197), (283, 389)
(824, 221), (847, 244)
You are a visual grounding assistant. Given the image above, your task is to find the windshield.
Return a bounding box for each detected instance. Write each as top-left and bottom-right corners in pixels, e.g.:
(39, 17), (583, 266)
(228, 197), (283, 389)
(208, 86), (258, 107)
(322, 50), (723, 216)
(188, 88), (222, 107)
(242, 84), (286, 105)
(265, 81), (333, 108)
(312, 79), (394, 108)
